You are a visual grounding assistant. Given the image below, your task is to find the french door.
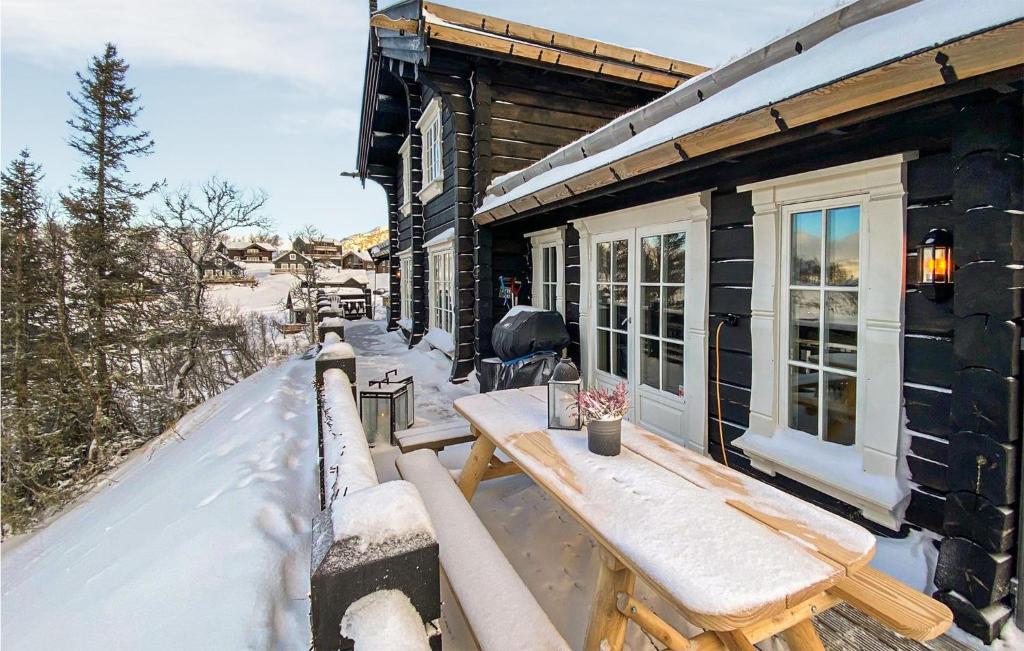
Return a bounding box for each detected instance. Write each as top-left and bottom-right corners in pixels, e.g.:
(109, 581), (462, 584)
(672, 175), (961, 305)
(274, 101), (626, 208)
(589, 223), (688, 440)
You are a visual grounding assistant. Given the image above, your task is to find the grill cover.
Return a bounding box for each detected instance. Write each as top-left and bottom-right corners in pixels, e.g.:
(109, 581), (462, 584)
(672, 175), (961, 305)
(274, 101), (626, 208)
(491, 308), (569, 361)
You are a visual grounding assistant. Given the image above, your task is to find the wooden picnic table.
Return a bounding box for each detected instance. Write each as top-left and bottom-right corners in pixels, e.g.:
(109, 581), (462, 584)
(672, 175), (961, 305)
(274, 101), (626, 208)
(452, 386), (952, 651)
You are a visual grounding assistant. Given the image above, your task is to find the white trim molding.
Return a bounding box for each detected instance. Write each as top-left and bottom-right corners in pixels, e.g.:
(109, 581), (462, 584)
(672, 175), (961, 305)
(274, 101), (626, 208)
(416, 97), (443, 204)
(733, 152), (916, 530)
(525, 226), (567, 316)
(398, 136), (412, 216)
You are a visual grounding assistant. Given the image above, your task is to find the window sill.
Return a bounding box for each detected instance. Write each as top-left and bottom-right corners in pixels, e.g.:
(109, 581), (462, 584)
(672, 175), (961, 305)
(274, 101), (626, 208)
(424, 327), (454, 355)
(418, 178), (443, 205)
(733, 428), (908, 530)
(399, 201), (412, 217)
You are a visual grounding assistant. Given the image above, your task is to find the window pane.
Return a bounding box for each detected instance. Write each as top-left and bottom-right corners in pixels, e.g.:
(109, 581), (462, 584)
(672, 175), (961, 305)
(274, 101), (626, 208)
(788, 365), (819, 437)
(613, 285), (628, 330)
(597, 285), (610, 327)
(614, 332), (629, 379)
(597, 331), (610, 372)
(664, 232), (686, 283)
(824, 373), (856, 446)
(641, 235), (661, 283)
(641, 287), (660, 336)
(546, 285), (556, 311)
(827, 206), (860, 286)
(641, 338), (659, 389)
(789, 290), (820, 364)
(791, 210), (822, 285)
(547, 247), (557, 283)
(663, 342), (684, 397)
(596, 243), (610, 282)
(613, 240), (628, 282)
(663, 286), (684, 341)
(825, 292), (858, 371)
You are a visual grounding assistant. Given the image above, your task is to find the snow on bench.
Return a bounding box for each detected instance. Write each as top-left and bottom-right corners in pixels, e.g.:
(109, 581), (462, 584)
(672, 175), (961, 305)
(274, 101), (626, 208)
(341, 590), (432, 651)
(396, 449), (570, 651)
(395, 419), (476, 453)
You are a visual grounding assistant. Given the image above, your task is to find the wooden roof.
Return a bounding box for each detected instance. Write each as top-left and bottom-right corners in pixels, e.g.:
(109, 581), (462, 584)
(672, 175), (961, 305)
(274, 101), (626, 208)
(475, 1), (1024, 224)
(369, 2), (707, 90)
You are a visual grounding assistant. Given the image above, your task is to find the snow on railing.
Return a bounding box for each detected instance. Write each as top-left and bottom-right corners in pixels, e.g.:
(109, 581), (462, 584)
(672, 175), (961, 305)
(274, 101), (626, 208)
(340, 590), (432, 651)
(321, 367), (378, 503)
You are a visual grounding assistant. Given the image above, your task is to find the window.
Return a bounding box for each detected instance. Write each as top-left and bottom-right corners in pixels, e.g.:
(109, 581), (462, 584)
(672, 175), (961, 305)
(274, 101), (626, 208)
(784, 204), (860, 446)
(526, 227), (566, 315)
(399, 137), (412, 216)
(594, 239), (630, 379)
(638, 231), (686, 396)
(399, 251), (413, 321)
(289, 253), (296, 260)
(733, 153), (914, 530)
(428, 247), (454, 335)
(416, 98), (443, 204)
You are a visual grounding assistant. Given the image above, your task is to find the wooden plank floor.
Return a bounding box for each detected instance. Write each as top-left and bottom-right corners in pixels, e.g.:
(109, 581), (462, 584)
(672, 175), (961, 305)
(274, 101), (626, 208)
(814, 603), (971, 651)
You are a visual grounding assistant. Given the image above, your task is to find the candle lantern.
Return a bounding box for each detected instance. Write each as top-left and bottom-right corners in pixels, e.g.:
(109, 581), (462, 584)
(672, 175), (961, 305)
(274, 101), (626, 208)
(917, 228), (954, 302)
(359, 369), (415, 446)
(548, 355), (582, 430)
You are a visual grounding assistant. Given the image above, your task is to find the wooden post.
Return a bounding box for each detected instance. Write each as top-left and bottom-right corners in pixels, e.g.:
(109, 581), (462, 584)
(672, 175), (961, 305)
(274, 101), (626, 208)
(584, 549), (636, 651)
(615, 592), (690, 650)
(714, 631), (757, 651)
(456, 435), (496, 500)
(779, 620), (825, 651)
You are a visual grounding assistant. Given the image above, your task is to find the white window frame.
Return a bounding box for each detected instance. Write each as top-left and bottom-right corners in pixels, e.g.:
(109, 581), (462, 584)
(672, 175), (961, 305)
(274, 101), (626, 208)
(416, 98), (443, 204)
(399, 248), (413, 323)
(733, 153), (916, 530)
(398, 136), (412, 216)
(525, 226), (566, 315)
(426, 240), (455, 343)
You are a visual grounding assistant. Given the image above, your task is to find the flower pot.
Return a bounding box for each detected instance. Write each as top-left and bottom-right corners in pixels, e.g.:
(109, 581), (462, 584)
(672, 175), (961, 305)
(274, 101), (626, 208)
(587, 418), (622, 456)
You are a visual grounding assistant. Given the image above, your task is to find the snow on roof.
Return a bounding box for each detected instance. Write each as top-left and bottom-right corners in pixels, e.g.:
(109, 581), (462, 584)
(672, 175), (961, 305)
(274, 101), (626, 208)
(223, 239), (276, 251)
(423, 227), (455, 249)
(272, 249), (312, 263)
(478, 0), (1024, 217)
(320, 268), (370, 285)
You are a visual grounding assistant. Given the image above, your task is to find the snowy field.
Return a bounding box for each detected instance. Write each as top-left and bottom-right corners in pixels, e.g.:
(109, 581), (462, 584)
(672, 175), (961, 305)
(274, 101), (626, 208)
(1, 355), (320, 650)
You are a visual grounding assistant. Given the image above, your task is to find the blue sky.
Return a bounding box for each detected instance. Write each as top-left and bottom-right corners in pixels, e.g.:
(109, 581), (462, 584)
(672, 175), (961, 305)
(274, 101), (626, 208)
(1, 0), (843, 239)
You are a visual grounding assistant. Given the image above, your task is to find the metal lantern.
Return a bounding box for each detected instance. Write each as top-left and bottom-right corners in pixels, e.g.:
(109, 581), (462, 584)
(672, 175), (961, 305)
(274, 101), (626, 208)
(359, 369), (415, 446)
(917, 228), (954, 302)
(548, 355), (582, 430)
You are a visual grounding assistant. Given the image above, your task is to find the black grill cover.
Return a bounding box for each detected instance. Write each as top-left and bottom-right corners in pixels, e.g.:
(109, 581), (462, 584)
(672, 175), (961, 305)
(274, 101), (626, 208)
(479, 352), (560, 393)
(491, 309), (569, 361)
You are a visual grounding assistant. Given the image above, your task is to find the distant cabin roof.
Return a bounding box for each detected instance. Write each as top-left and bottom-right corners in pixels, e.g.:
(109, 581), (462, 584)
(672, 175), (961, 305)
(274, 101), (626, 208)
(272, 249), (314, 264)
(475, 0), (1024, 223)
(222, 239), (276, 251)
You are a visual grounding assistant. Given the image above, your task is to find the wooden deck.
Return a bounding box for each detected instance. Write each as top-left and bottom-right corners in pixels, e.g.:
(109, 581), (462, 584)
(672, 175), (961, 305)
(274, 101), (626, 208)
(815, 603), (971, 651)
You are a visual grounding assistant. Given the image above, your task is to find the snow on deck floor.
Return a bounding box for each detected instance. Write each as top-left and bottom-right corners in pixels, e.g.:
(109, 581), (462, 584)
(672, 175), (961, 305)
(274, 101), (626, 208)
(2, 355), (319, 651)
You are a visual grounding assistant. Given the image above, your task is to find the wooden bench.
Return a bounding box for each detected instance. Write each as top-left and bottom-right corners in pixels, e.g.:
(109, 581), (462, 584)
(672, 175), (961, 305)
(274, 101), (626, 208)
(396, 449), (570, 651)
(395, 419), (477, 453)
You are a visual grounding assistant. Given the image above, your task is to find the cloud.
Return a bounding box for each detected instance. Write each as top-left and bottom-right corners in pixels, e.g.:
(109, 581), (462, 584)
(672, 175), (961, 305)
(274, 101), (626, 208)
(275, 107), (361, 135)
(2, 0), (369, 93)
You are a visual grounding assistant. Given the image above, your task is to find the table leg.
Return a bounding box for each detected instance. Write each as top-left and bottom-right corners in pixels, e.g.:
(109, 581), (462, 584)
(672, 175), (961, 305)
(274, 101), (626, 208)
(584, 548), (636, 651)
(779, 619), (825, 651)
(715, 630), (757, 651)
(457, 435), (496, 500)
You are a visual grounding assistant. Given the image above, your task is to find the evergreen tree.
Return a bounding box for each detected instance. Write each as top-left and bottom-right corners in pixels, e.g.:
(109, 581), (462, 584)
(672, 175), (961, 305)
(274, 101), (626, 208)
(60, 43), (158, 455)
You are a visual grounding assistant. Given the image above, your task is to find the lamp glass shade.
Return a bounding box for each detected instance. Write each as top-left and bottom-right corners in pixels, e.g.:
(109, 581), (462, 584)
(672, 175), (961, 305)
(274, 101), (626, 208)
(548, 356), (582, 430)
(917, 228), (953, 300)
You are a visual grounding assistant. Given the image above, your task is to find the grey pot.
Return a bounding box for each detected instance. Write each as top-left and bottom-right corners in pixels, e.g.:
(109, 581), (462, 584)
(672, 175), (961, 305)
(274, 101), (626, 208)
(587, 419), (622, 456)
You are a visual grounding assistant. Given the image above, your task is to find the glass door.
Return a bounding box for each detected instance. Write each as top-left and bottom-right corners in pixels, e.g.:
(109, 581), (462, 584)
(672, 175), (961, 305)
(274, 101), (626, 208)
(592, 233), (632, 400)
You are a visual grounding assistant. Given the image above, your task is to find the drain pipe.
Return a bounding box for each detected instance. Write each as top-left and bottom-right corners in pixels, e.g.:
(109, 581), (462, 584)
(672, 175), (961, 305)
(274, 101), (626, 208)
(1016, 446), (1023, 630)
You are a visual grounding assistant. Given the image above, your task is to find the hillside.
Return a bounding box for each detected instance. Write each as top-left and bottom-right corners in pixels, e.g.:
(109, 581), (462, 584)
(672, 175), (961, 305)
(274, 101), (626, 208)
(340, 224), (387, 252)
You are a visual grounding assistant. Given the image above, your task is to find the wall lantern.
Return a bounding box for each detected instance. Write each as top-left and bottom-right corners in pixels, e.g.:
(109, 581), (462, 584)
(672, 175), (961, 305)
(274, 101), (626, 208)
(359, 369), (415, 446)
(548, 355), (582, 430)
(917, 228), (954, 302)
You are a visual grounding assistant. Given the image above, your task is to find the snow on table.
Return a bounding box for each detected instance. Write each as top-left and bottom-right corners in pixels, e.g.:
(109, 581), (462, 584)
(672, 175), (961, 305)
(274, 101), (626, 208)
(1, 356), (319, 650)
(454, 387), (875, 630)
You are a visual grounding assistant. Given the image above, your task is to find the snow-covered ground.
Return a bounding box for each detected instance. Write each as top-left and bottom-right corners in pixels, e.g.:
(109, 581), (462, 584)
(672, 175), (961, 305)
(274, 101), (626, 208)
(2, 355), (319, 650)
(206, 262), (295, 319)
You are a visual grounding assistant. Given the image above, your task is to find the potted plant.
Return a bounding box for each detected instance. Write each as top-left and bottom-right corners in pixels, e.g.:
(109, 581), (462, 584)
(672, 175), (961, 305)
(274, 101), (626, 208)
(578, 383), (629, 456)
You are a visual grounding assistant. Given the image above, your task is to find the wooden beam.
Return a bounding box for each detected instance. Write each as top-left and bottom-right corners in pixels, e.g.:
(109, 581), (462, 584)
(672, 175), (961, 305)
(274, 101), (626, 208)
(455, 434), (496, 500)
(477, 20), (1024, 223)
(584, 550), (635, 651)
(828, 566), (953, 641)
(370, 14), (418, 34)
(425, 22), (684, 90)
(779, 620), (826, 651)
(615, 593), (691, 650)
(687, 592), (841, 651)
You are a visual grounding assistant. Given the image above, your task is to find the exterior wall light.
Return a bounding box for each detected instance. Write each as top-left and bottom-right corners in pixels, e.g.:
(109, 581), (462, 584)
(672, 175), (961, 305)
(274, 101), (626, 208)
(917, 228), (954, 302)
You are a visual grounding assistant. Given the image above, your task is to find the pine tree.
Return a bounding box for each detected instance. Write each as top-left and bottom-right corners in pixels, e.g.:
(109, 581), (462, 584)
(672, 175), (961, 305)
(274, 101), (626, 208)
(61, 43), (158, 456)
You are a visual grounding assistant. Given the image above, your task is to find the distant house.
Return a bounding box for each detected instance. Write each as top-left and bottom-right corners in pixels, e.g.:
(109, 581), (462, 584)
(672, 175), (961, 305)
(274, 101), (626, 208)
(217, 240), (275, 262)
(272, 249), (314, 274)
(369, 242), (390, 274)
(293, 237), (345, 265)
(202, 252), (246, 279)
(340, 250), (374, 270)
